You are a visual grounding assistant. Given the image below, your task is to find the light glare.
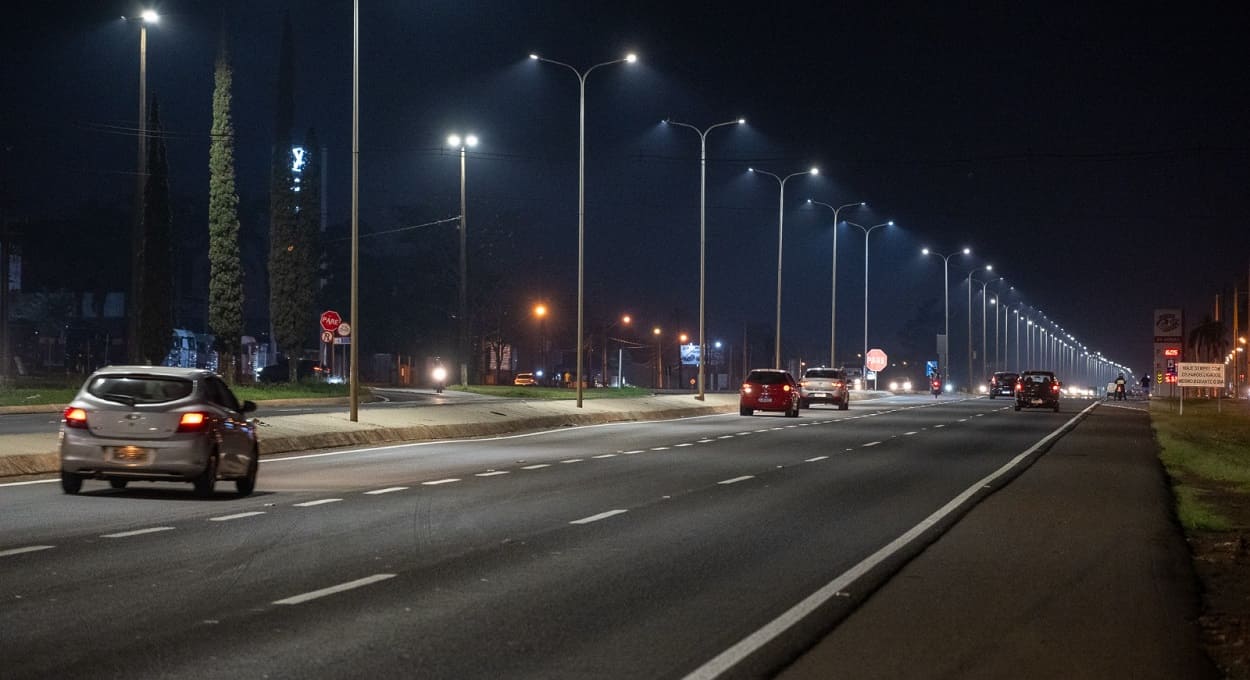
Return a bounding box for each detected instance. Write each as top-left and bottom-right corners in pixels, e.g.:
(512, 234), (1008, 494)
(141, 10), (159, 23)
(465, 134), (479, 147)
(625, 53), (638, 63)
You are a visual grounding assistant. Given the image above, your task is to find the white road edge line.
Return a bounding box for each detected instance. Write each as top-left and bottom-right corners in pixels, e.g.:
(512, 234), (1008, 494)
(0, 545), (55, 557)
(718, 476), (754, 485)
(0, 478), (59, 488)
(682, 401), (1099, 680)
(570, 509), (628, 525)
(294, 498), (343, 507)
(273, 573), (397, 606)
(102, 527), (175, 538)
(364, 487), (409, 495)
(209, 511), (267, 521)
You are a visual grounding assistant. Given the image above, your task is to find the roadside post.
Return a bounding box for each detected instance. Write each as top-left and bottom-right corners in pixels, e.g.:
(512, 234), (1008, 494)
(1176, 362), (1224, 415)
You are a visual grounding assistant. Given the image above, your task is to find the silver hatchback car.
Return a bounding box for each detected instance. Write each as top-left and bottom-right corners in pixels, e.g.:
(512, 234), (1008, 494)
(59, 366), (259, 496)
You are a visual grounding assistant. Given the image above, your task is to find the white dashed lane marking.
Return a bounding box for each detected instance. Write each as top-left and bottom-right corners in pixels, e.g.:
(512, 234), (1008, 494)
(102, 527), (174, 538)
(422, 478), (461, 485)
(718, 435), (734, 439)
(209, 511), (267, 521)
(0, 545), (54, 558)
(364, 487), (408, 495)
(592, 453), (617, 459)
(521, 464), (551, 470)
(623, 450), (644, 455)
(651, 447), (670, 451)
(274, 573), (397, 606)
(476, 471), (509, 477)
(805, 456), (829, 462)
(675, 443), (694, 448)
(560, 459), (584, 464)
(570, 509), (628, 525)
(904, 431), (918, 436)
(294, 498), (343, 507)
(719, 476), (755, 485)
(862, 441), (882, 448)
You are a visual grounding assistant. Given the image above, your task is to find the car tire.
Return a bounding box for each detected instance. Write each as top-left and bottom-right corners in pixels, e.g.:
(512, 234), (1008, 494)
(60, 471), (82, 495)
(108, 479), (129, 490)
(839, 400), (849, 411)
(194, 454), (218, 497)
(786, 404), (799, 418)
(740, 407), (752, 416)
(1014, 403), (1021, 412)
(236, 451), (258, 497)
(989, 393), (996, 399)
(1053, 403), (1060, 413)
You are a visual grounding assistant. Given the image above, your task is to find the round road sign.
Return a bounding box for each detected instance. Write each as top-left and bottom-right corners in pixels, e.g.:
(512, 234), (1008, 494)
(320, 330), (334, 344)
(865, 348), (888, 372)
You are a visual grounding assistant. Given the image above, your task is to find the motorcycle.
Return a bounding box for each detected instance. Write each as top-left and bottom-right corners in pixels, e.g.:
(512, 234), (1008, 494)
(930, 378), (942, 398)
(432, 365), (447, 394)
(1114, 382), (1126, 401)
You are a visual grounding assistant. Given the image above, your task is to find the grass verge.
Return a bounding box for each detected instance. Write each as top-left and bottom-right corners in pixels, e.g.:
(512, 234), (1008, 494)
(1, 381), (349, 406)
(455, 385), (656, 400)
(1150, 397), (1250, 529)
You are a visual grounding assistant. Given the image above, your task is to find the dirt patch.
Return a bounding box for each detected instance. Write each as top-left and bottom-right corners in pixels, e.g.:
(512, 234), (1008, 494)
(1182, 482), (1250, 679)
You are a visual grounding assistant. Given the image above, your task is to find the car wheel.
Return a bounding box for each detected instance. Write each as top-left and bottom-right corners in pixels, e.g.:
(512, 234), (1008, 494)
(989, 393), (996, 399)
(235, 451), (259, 497)
(1053, 403), (1060, 413)
(1014, 403), (1021, 412)
(108, 479), (129, 490)
(194, 454), (218, 497)
(740, 407), (752, 416)
(839, 400), (849, 411)
(60, 471), (82, 495)
(786, 404), (799, 418)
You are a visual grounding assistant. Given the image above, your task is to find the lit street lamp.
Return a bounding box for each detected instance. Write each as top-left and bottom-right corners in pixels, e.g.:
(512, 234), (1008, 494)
(965, 264), (992, 392)
(846, 220), (893, 387)
(807, 200), (864, 368)
(653, 327), (663, 388)
(975, 276), (1004, 383)
(663, 117), (744, 401)
(534, 303), (548, 383)
(749, 166), (819, 368)
(122, 9), (158, 363)
(922, 247), (971, 383)
(447, 133), (478, 387)
(530, 51), (638, 407)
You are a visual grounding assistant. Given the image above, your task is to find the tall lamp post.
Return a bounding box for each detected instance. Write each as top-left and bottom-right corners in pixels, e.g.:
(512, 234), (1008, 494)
(964, 264), (992, 392)
(653, 327), (663, 388)
(847, 220), (893, 385)
(533, 303), (548, 383)
(749, 166), (819, 369)
(663, 117), (744, 401)
(123, 9), (158, 363)
(448, 133), (478, 387)
(922, 247), (971, 383)
(976, 276), (1004, 382)
(808, 200), (864, 368)
(529, 51), (637, 408)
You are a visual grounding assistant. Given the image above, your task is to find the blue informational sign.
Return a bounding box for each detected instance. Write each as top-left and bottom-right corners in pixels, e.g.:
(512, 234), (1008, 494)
(926, 360), (939, 378)
(680, 344), (700, 366)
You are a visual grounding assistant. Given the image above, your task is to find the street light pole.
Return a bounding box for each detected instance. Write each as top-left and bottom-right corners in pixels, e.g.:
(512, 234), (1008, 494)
(964, 265), (992, 392)
(922, 247), (971, 383)
(847, 221), (892, 387)
(447, 133), (478, 387)
(664, 117), (743, 400)
(976, 276), (1003, 383)
(808, 200), (864, 368)
(350, 0), (360, 421)
(749, 166), (819, 369)
(124, 10), (158, 363)
(530, 52), (637, 408)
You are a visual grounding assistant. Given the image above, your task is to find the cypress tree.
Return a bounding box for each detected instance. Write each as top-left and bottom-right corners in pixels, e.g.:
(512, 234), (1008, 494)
(208, 34), (243, 383)
(139, 98), (174, 365)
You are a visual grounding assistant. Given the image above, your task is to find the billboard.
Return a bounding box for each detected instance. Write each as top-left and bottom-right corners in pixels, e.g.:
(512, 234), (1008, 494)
(680, 343), (700, 366)
(1153, 309), (1183, 344)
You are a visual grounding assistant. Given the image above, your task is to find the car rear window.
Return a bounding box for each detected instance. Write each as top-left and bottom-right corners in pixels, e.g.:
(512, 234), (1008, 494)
(88, 376), (194, 404)
(804, 369), (844, 379)
(746, 371), (789, 385)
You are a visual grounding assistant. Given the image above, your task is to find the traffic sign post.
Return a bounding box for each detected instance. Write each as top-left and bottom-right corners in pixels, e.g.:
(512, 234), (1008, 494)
(1177, 362), (1225, 415)
(320, 310), (343, 333)
(865, 349), (888, 390)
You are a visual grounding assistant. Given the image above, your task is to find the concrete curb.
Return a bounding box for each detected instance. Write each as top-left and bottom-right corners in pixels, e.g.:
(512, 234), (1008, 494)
(0, 403), (736, 479)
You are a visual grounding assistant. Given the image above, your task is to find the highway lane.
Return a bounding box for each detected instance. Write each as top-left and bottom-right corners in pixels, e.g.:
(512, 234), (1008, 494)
(0, 396), (1094, 679)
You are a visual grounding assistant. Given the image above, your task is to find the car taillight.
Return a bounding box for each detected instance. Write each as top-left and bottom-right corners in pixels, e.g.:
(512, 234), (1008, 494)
(1051, 383), (1060, 393)
(834, 381), (844, 388)
(782, 384), (791, 392)
(63, 407), (89, 429)
(1015, 382), (1023, 391)
(741, 384), (752, 394)
(177, 412), (208, 432)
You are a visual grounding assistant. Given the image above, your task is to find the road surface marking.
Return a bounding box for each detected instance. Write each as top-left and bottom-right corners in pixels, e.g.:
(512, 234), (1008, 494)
(364, 487), (408, 495)
(422, 478), (461, 485)
(592, 453), (618, 458)
(274, 573), (397, 606)
(862, 441), (881, 447)
(958, 418), (969, 422)
(770, 427), (786, 431)
(904, 431), (918, 436)
(804, 456), (829, 462)
(974, 413), (985, 417)
(475, 471), (509, 477)
(785, 425), (798, 428)
(560, 459), (584, 464)
(209, 511), (267, 521)
(718, 435), (734, 439)
(683, 401), (1100, 680)
(754, 429), (770, 433)
(934, 424), (946, 428)
(718, 476), (754, 485)
(675, 443), (694, 447)
(623, 450), (644, 455)
(294, 498), (342, 507)
(521, 464), (551, 470)
(697, 439), (715, 444)
(0, 479), (59, 488)
(102, 527), (174, 538)
(570, 509), (628, 525)
(0, 545), (54, 558)
(736, 432), (752, 436)
(651, 446), (670, 451)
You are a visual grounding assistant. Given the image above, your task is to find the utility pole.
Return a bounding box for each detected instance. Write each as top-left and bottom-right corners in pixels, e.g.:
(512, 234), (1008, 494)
(0, 223), (11, 384)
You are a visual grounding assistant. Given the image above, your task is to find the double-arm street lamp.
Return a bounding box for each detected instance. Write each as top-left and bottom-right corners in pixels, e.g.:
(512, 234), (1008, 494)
(964, 264), (993, 391)
(975, 275), (1004, 382)
(749, 166), (819, 368)
(807, 200), (864, 368)
(847, 220), (893, 384)
(922, 247), (971, 381)
(529, 51), (637, 407)
(447, 133), (478, 387)
(663, 117), (744, 400)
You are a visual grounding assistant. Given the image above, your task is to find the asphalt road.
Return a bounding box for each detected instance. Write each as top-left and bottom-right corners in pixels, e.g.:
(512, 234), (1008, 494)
(1, 395), (1094, 679)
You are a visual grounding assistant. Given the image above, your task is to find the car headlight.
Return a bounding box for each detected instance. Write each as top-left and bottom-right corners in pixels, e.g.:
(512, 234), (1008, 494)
(888, 381), (899, 391)
(903, 381), (912, 391)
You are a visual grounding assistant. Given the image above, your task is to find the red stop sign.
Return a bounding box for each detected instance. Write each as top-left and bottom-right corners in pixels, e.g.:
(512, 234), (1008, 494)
(320, 310), (342, 333)
(865, 348), (888, 372)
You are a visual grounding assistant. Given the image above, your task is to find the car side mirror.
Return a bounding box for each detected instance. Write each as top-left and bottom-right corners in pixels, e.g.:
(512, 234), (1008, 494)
(241, 400), (257, 414)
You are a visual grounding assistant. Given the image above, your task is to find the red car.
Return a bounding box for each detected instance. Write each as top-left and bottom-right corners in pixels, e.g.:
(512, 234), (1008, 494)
(739, 369), (800, 417)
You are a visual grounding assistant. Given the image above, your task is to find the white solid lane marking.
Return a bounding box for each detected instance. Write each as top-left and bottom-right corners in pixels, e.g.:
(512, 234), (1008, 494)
(623, 450), (644, 455)
(422, 478), (461, 485)
(521, 464), (551, 470)
(683, 401), (1101, 680)
(209, 511), (267, 521)
(0, 545), (54, 558)
(570, 509), (628, 525)
(274, 573), (397, 606)
(592, 453), (618, 459)
(862, 441), (881, 447)
(718, 476), (754, 485)
(561, 459), (584, 464)
(294, 498), (342, 507)
(475, 471), (509, 477)
(102, 527), (174, 538)
(805, 456), (829, 462)
(0, 478), (59, 488)
(364, 487), (408, 495)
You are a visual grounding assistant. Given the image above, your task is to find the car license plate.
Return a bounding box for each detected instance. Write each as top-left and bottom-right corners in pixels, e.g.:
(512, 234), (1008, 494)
(811, 392), (827, 398)
(759, 396), (772, 403)
(1031, 399), (1043, 405)
(109, 446), (150, 463)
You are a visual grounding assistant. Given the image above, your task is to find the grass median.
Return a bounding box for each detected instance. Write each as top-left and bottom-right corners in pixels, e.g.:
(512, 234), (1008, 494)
(0, 380), (350, 406)
(1150, 397), (1250, 530)
(454, 385), (656, 400)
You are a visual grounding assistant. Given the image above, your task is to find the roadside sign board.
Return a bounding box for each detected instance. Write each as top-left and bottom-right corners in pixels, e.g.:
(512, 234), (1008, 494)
(865, 348), (888, 372)
(336, 322), (352, 337)
(320, 310), (342, 333)
(320, 330), (333, 344)
(1177, 362), (1223, 387)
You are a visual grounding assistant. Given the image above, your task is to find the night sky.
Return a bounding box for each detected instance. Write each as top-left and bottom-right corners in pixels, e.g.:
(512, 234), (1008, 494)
(4, 2), (1248, 380)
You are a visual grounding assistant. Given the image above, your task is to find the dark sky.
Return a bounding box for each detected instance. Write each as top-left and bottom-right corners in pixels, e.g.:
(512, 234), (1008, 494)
(4, 1), (1249, 380)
